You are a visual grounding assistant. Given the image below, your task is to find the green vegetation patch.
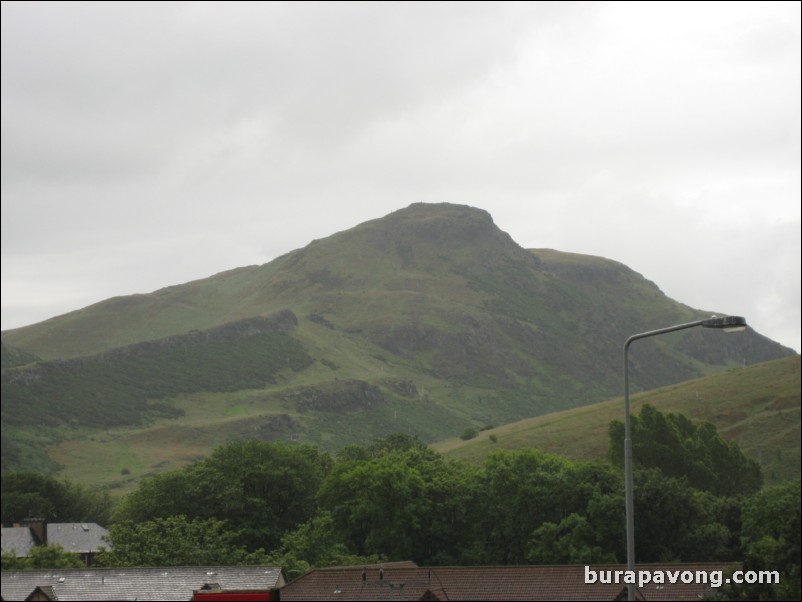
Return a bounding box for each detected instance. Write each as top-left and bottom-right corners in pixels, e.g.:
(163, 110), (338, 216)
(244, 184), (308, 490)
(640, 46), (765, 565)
(2, 323), (313, 430)
(1, 342), (42, 369)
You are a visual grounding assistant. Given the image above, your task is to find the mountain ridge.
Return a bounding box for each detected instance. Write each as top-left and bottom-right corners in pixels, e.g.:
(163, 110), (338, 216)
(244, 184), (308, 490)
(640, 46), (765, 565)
(1, 202), (795, 478)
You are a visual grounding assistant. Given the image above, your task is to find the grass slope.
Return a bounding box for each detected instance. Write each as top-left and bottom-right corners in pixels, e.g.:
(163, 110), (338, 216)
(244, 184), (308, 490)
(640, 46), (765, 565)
(432, 355), (801, 485)
(3, 330), (310, 429)
(1, 203), (796, 483)
(34, 317), (481, 492)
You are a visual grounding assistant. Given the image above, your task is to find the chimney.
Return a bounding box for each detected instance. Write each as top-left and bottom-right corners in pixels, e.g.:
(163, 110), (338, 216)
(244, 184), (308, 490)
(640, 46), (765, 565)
(24, 518), (47, 546)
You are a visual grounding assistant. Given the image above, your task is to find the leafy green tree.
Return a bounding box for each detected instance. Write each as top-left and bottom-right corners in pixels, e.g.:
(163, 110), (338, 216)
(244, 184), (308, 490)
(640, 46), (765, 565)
(375, 443), (485, 565)
(0, 551), (27, 570)
(1, 545), (84, 570)
(608, 404), (762, 496)
(631, 468), (705, 562)
(265, 511), (385, 580)
(203, 440), (332, 548)
(528, 512), (618, 564)
(318, 453), (429, 561)
(634, 469), (741, 562)
(367, 433), (427, 455)
(96, 516), (250, 567)
(522, 459), (624, 565)
(1, 472), (113, 525)
(335, 444), (372, 463)
(480, 449), (610, 564)
(460, 427), (479, 440)
(28, 545), (86, 568)
(319, 439), (485, 566)
(114, 441), (332, 552)
(414, 454), (485, 565)
(680, 490), (741, 561)
(481, 449), (557, 564)
(112, 463), (235, 523)
(723, 480), (801, 600)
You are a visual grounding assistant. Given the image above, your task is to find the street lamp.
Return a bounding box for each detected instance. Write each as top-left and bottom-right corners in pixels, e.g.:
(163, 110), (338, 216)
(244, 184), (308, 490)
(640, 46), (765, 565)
(623, 315), (747, 601)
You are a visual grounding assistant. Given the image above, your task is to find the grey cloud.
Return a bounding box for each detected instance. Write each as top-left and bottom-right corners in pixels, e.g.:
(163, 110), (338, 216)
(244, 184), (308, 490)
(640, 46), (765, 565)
(1, 1), (799, 352)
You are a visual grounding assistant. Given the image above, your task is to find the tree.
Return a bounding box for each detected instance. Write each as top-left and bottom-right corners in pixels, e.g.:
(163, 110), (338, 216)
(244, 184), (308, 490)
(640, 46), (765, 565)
(114, 440), (333, 552)
(318, 453), (429, 561)
(112, 463), (235, 523)
(528, 512), (618, 564)
(267, 511), (384, 580)
(96, 516), (251, 567)
(479, 449), (610, 565)
(367, 433), (427, 455)
(680, 490), (741, 561)
(503, 457), (626, 566)
(1, 545), (84, 570)
(630, 468), (701, 562)
(415, 455), (485, 565)
(204, 440), (332, 549)
(318, 438), (485, 566)
(460, 427), (478, 440)
(723, 480), (801, 600)
(1, 472), (113, 525)
(608, 404), (762, 496)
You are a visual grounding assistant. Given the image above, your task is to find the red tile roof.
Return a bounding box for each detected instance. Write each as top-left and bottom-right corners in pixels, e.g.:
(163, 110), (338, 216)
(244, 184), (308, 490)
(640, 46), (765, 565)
(280, 563), (739, 601)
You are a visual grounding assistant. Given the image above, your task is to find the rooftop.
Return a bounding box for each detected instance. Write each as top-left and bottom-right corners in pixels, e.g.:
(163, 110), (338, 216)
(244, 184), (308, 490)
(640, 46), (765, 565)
(0, 565), (285, 601)
(279, 563), (739, 601)
(1, 523), (109, 557)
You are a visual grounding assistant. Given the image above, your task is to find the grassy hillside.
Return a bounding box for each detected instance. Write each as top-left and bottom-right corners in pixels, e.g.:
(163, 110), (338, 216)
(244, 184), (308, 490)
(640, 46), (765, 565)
(2, 312), (311, 429)
(31, 354), (801, 495)
(1, 343), (41, 369)
(432, 355), (801, 485)
(1, 203), (795, 481)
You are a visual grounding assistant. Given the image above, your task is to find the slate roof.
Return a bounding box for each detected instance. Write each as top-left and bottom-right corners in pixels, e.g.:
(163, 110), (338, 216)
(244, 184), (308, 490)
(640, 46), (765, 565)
(1, 523), (109, 557)
(0, 566), (284, 601)
(0, 528), (36, 557)
(279, 563), (739, 601)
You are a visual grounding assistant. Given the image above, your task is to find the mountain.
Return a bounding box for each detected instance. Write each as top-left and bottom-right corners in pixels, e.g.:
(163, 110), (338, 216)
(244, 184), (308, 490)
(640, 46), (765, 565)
(1, 203), (795, 480)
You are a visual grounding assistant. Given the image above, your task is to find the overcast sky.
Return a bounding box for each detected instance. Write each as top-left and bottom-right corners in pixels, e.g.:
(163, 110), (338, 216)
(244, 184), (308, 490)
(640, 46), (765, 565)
(2, 1), (800, 353)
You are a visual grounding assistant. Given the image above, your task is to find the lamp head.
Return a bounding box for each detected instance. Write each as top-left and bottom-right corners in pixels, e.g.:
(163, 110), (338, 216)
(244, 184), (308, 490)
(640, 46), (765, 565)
(701, 315), (747, 332)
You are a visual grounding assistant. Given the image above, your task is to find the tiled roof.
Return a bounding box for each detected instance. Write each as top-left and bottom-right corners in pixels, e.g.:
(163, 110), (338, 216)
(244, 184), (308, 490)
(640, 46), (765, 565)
(354, 561), (420, 570)
(0, 524), (109, 557)
(279, 563), (739, 601)
(0, 528), (37, 557)
(47, 523), (109, 555)
(0, 566), (284, 601)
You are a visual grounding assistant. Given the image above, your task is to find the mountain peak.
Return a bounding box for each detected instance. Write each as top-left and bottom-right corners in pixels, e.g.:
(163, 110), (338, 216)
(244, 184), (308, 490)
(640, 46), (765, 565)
(369, 202), (498, 239)
(317, 202), (530, 271)
(386, 201), (494, 221)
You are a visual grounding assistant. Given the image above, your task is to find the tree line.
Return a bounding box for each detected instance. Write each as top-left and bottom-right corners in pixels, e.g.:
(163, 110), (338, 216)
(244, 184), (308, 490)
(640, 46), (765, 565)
(2, 405), (799, 600)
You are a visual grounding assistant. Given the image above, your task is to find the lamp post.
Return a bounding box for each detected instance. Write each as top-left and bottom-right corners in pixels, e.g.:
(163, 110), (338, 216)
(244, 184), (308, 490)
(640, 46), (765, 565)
(623, 315), (746, 601)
